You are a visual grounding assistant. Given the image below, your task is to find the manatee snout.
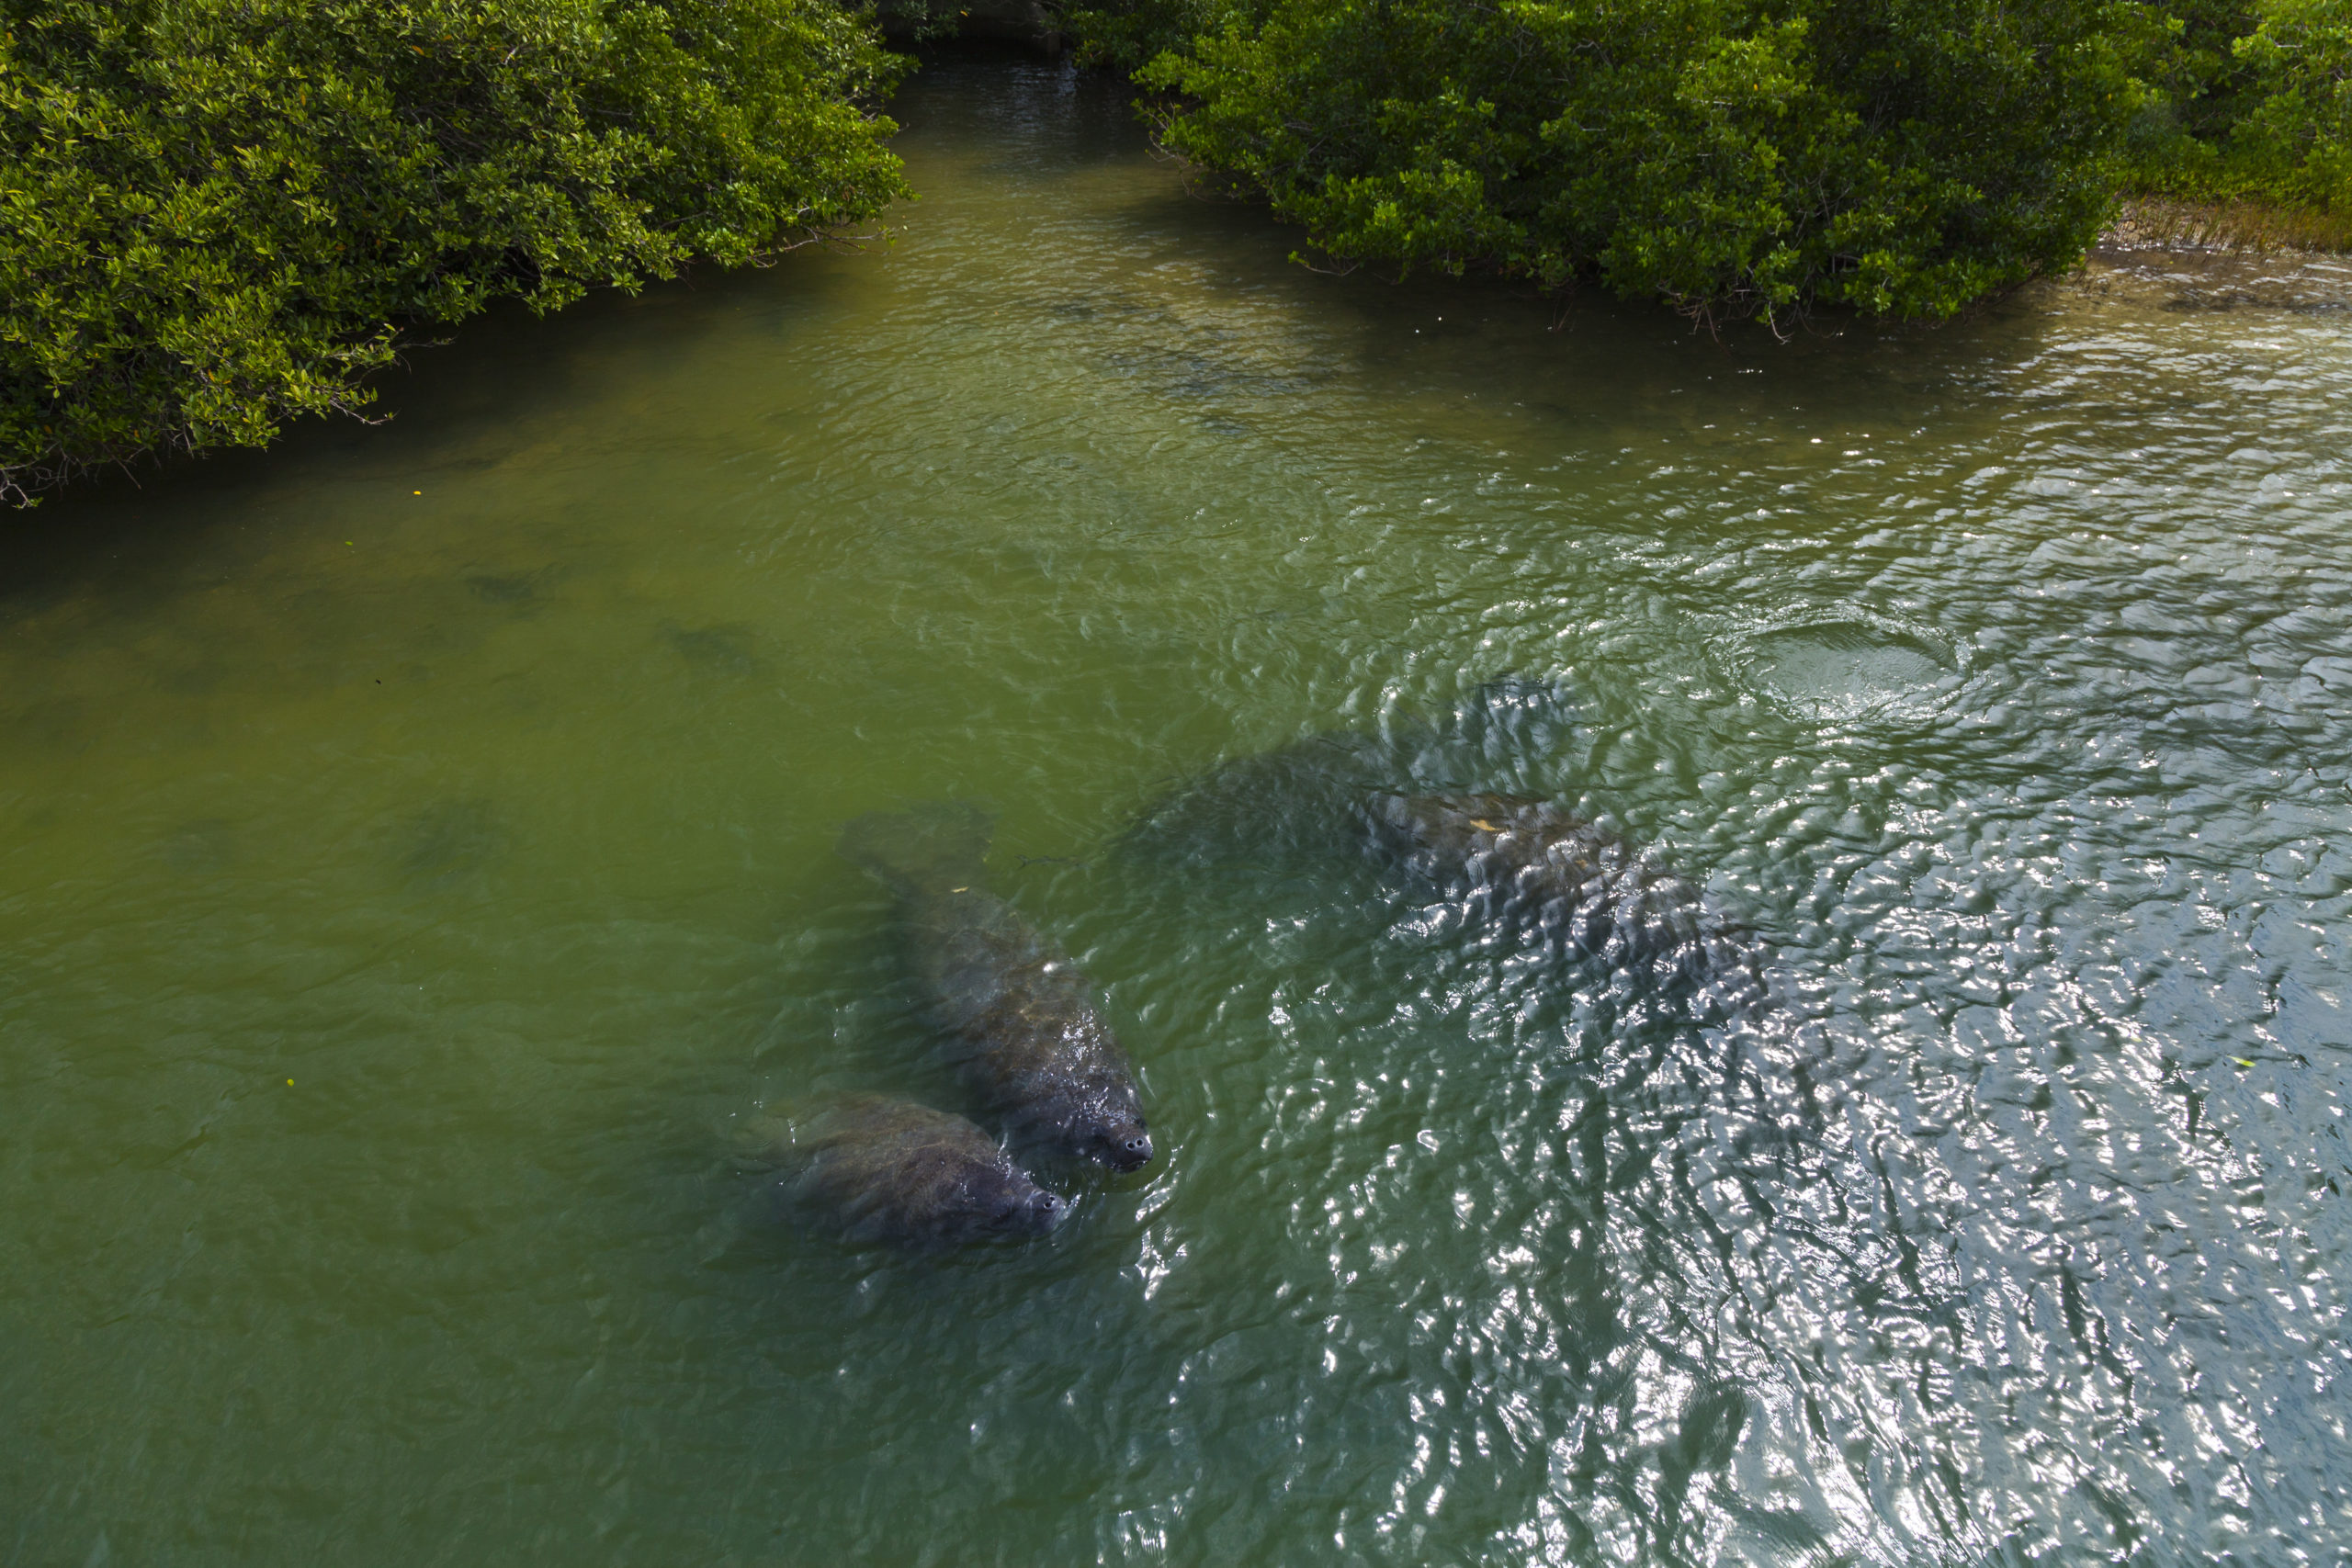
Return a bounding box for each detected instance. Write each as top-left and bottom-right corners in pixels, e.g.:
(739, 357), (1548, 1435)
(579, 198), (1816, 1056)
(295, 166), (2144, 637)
(1021, 1188), (1072, 1232)
(1091, 1117), (1154, 1173)
(967, 1163), (1071, 1236)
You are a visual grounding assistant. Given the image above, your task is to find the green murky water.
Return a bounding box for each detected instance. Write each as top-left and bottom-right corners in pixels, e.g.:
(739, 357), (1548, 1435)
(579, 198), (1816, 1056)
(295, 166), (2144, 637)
(6, 53), (2352, 1568)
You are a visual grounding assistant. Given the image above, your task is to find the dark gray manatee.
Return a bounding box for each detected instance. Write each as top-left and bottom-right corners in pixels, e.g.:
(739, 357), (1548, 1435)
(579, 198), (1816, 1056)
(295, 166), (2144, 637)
(745, 1097), (1069, 1248)
(838, 804), (1154, 1172)
(1116, 673), (1582, 868)
(1360, 790), (1770, 1015)
(1116, 728), (1389, 867)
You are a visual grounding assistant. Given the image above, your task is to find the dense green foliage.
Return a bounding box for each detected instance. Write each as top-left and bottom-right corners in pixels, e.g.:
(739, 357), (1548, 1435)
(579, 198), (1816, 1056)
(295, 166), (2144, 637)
(2128, 0), (2352, 214)
(9, 0), (2343, 505)
(1064, 0), (1230, 66)
(1072, 0), (2150, 323)
(0, 0), (910, 502)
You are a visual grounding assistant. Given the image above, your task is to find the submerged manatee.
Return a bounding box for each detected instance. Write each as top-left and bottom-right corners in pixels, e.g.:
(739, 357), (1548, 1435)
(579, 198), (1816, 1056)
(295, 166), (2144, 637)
(1360, 791), (1768, 1014)
(747, 1097), (1069, 1248)
(1116, 674), (1583, 868)
(839, 805), (1154, 1172)
(1117, 728), (1389, 866)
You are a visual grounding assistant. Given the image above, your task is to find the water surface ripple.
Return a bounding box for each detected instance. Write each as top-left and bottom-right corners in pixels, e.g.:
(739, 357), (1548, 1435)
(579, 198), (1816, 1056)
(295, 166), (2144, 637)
(4, 54), (2350, 1568)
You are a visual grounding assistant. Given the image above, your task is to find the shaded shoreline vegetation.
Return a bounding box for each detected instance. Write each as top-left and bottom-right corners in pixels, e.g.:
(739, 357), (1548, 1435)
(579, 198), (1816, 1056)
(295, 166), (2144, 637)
(4, 0), (2347, 504)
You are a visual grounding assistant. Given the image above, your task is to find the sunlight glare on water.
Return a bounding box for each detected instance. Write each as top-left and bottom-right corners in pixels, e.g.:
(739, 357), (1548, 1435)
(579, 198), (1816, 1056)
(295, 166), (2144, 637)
(3, 51), (2351, 1568)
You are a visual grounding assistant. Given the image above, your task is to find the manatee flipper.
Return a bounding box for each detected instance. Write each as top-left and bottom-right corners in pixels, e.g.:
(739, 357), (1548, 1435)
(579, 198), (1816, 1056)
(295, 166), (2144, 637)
(836, 803), (997, 897)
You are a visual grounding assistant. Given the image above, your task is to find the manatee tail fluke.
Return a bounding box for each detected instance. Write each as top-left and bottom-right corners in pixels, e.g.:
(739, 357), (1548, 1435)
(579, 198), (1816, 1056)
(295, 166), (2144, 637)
(836, 802), (997, 896)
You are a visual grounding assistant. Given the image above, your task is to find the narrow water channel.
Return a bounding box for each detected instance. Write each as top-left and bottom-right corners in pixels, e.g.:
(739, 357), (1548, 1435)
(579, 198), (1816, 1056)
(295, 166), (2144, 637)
(4, 51), (2349, 1568)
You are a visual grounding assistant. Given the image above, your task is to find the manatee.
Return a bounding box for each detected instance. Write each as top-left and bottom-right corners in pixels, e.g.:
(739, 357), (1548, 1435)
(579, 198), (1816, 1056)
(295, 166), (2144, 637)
(839, 804), (1154, 1172)
(663, 622), (758, 676)
(1116, 728), (1389, 867)
(1115, 673), (1583, 867)
(746, 1097), (1069, 1248)
(465, 566), (555, 609)
(1359, 790), (1769, 1014)
(391, 797), (509, 888)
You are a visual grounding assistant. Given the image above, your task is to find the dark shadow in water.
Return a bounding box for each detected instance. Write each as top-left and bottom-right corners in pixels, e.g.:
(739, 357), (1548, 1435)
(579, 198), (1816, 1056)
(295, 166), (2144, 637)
(389, 797), (512, 889)
(158, 818), (236, 876)
(663, 622), (761, 678)
(464, 565), (561, 611)
(6, 694), (91, 758)
(1116, 672), (1590, 867)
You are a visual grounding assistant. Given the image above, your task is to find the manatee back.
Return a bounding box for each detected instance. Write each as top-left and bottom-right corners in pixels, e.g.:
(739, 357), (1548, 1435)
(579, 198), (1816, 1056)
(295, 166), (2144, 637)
(837, 802), (997, 897)
(1117, 673), (1580, 869)
(1372, 790), (1770, 1014)
(783, 1096), (1067, 1247)
(1117, 729), (1389, 867)
(1446, 672), (1583, 776)
(957, 1002), (1154, 1172)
